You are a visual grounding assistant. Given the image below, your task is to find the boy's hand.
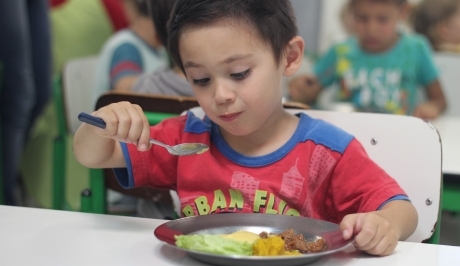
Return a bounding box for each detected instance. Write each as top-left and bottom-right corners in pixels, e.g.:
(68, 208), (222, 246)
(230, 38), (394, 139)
(91, 101), (151, 151)
(340, 212), (399, 256)
(288, 75), (321, 104)
(413, 102), (442, 120)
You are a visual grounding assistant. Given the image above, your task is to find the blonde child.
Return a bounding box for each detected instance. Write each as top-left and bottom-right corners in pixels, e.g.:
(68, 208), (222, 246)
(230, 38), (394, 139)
(74, 0), (417, 256)
(412, 0), (460, 53)
(289, 0), (446, 119)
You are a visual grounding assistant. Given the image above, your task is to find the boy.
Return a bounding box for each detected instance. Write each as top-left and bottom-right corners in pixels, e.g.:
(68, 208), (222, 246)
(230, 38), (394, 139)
(74, 0), (418, 256)
(289, 0), (446, 119)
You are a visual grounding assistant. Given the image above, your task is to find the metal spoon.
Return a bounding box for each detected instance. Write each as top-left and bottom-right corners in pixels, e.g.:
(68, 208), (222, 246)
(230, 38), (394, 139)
(78, 112), (209, 156)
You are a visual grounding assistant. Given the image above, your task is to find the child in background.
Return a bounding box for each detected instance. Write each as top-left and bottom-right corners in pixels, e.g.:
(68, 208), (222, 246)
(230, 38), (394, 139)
(411, 0), (460, 53)
(131, 0), (193, 97)
(289, 0), (446, 119)
(93, 0), (169, 104)
(74, 0), (417, 256)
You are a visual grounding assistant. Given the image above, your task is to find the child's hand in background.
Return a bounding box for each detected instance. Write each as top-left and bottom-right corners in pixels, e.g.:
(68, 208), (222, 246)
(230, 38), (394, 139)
(340, 212), (399, 256)
(91, 101), (151, 151)
(288, 75), (321, 104)
(413, 102), (442, 120)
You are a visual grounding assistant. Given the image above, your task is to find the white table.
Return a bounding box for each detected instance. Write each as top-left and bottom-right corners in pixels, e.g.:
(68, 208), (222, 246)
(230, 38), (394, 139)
(1, 206), (460, 266)
(431, 116), (460, 175)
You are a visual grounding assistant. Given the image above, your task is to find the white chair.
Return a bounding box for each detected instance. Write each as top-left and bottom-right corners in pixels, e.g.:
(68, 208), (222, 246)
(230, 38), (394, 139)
(62, 56), (100, 134)
(189, 107), (442, 243)
(52, 56), (101, 211)
(434, 53), (460, 116)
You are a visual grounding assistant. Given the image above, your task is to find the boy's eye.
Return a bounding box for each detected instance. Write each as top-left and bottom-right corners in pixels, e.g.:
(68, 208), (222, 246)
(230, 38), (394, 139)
(230, 69), (252, 80)
(193, 78), (210, 86)
(355, 15), (367, 23)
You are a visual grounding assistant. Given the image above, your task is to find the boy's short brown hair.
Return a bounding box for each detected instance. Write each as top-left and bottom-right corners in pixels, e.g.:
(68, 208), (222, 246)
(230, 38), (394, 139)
(167, 0), (298, 74)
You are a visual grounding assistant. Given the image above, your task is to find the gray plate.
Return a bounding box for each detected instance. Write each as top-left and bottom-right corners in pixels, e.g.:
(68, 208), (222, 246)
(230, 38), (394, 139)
(154, 213), (353, 266)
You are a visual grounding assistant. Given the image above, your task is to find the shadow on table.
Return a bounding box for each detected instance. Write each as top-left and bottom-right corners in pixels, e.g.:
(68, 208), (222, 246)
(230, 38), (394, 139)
(158, 244), (206, 265)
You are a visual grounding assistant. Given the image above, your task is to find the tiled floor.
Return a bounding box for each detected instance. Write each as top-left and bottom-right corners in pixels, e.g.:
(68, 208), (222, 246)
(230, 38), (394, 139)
(440, 211), (460, 246)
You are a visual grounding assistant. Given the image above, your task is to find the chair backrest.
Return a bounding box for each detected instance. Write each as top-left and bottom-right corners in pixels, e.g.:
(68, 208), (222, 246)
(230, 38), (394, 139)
(62, 56), (100, 134)
(95, 91), (200, 113)
(189, 107), (442, 243)
(434, 53), (460, 116)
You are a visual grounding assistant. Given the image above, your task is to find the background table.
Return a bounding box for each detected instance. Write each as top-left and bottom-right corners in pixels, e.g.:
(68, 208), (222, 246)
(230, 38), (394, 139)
(1, 206), (460, 266)
(431, 116), (460, 176)
(431, 116), (460, 213)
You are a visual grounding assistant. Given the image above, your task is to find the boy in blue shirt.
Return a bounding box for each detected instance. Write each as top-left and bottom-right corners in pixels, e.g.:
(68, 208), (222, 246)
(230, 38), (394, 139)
(289, 0), (447, 119)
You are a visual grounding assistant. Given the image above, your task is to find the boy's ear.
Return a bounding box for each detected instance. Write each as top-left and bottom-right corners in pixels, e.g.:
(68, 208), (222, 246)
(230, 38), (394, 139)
(283, 36), (305, 77)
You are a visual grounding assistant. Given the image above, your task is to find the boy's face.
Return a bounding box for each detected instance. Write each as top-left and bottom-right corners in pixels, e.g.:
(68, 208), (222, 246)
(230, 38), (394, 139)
(352, 1), (406, 52)
(178, 21), (285, 137)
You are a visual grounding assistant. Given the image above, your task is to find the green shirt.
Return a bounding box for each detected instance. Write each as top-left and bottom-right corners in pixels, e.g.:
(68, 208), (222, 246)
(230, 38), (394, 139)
(314, 34), (439, 115)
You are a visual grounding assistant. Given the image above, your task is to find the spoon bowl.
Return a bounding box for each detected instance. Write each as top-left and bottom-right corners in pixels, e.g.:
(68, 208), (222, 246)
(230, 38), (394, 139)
(78, 112), (209, 156)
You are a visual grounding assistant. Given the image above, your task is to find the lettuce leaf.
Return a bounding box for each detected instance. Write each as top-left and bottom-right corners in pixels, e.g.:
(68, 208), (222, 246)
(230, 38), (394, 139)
(175, 234), (253, 256)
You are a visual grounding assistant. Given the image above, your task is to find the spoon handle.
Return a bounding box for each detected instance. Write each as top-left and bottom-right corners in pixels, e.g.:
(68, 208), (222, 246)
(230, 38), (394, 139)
(78, 112), (106, 129)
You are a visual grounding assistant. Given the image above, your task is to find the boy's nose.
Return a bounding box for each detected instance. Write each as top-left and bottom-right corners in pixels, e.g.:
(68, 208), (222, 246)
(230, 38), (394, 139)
(214, 82), (236, 104)
(366, 19), (379, 34)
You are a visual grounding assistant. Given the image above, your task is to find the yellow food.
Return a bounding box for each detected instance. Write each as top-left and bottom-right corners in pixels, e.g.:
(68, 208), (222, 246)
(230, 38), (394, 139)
(252, 236), (300, 256)
(220, 231), (260, 244)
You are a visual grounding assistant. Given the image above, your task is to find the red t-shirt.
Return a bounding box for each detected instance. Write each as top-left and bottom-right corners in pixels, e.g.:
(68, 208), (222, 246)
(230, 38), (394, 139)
(115, 112), (407, 223)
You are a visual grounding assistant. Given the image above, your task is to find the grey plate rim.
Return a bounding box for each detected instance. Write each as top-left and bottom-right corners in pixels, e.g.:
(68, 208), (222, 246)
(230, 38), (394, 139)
(154, 213), (354, 262)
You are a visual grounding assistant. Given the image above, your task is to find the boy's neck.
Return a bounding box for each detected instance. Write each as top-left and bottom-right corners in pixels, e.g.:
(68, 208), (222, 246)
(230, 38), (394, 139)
(219, 110), (299, 157)
(361, 33), (400, 54)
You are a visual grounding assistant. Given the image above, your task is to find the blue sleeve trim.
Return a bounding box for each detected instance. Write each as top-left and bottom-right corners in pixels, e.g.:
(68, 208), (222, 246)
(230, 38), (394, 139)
(112, 142), (135, 189)
(184, 112), (212, 134)
(300, 115), (354, 154)
(377, 194), (410, 210)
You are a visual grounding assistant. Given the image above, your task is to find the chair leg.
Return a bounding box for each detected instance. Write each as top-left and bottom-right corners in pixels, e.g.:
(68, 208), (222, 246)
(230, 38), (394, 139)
(90, 168), (106, 214)
(52, 135), (66, 210)
(80, 189), (92, 213)
(425, 174), (445, 244)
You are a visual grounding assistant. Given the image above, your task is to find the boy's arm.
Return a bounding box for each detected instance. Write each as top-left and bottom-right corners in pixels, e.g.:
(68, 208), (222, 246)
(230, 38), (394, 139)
(288, 45), (339, 104)
(113, 75), (138, 92)
(413, 80), (447, 119)
(288, 75), (323, 104)
(110, 43), (143, 92)
(73, 103), (152, 169)
(340, 200), (418, 256)
(73, 123), (127, 169)
(376, 200), (418, 241)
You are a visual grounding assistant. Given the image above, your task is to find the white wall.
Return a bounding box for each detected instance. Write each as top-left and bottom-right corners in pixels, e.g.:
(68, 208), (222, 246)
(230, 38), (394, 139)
(291, 0), (322, 54)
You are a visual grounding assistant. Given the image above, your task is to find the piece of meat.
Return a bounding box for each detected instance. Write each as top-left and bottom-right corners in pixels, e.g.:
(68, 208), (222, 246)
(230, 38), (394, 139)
(293, 237), (326, 253)
(259, 229), (327, 254)
(259, 232), (268, 239)
(277, 229), (296, 241)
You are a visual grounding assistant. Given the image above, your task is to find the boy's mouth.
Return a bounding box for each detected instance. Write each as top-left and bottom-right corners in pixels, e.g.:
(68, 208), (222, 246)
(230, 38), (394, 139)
(219, 112), (242, 122)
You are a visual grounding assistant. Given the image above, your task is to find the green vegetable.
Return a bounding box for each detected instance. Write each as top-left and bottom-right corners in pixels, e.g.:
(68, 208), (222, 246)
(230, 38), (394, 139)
(175, 234), (253, 256)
